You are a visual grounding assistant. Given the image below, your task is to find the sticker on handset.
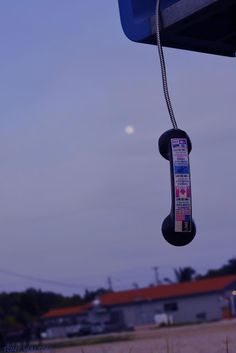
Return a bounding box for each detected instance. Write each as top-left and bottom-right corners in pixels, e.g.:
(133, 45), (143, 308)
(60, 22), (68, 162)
(171, 138), (192, 233)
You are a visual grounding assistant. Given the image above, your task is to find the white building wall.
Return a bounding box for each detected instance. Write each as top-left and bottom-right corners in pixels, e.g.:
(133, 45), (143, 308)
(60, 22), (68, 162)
(172, 293), (221, 323)
(111, 293), (223, 327)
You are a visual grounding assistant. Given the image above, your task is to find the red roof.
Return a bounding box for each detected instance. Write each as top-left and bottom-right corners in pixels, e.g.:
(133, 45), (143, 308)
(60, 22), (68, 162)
(43, 303), (91, 319)
(100, 275), (236, 306)
(42, 275), (236, 318)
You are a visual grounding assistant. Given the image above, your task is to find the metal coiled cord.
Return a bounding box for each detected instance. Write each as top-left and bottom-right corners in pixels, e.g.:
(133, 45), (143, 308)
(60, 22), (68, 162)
(155, 0), (178, 129)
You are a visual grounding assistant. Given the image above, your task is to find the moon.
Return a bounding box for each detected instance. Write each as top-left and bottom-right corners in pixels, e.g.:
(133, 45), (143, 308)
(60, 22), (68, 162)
(124, 125), (134, 135)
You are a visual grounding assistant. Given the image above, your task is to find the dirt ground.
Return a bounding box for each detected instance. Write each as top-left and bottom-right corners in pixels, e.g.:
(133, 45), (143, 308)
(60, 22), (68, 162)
(50, 319), (236, 353)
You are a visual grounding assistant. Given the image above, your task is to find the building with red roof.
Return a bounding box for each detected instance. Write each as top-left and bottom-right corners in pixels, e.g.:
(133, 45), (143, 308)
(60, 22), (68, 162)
(43, 303), (91, 320)
(100, 275), (236, 306)
(98, 275), (236, 327)
(41, 275), (236, 338)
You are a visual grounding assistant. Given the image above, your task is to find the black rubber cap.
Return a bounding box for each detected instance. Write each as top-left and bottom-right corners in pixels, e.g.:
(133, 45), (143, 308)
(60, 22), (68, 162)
(162, 215), (196, 246)
(159, 129), (192, 160)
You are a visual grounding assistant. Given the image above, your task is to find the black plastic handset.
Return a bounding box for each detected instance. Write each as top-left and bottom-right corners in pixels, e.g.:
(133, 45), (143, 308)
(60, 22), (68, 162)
(159, 129), (196, 246)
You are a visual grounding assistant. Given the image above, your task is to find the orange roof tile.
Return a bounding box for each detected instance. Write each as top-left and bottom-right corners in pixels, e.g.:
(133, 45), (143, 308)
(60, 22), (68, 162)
(42, 275), (236, 318)
(42, 302), (91, 319)
(100, 275), (236, 306)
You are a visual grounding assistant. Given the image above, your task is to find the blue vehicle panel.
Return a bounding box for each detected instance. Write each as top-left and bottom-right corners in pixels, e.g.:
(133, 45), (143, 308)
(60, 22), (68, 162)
(117, 0), (236, 57)
(118, 0), (181, 43)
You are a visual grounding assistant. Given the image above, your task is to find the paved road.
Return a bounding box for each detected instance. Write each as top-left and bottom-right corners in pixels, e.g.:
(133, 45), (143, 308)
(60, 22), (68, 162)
(48, 319), (236, 353)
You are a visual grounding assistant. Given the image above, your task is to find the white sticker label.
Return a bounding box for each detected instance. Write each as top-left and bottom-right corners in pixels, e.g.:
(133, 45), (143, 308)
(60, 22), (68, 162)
(171, 138), (192, 233)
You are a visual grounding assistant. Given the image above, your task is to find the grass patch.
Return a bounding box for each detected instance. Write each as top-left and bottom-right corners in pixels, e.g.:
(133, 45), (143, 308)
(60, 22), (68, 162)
(48, 334), (133, 350)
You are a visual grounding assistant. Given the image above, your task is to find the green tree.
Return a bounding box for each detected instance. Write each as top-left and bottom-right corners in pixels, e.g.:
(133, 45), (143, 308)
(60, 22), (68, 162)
(83, 288), (111, 303)
(200, 258), (236, 279)
(174, 267), (196, 282)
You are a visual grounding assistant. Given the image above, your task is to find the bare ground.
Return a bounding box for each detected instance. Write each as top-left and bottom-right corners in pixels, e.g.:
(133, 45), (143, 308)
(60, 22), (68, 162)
(49, 319), (236, 353)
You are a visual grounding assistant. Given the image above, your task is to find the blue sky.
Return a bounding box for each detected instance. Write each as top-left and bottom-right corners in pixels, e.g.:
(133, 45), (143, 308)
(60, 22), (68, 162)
(1, 0), (236, 295)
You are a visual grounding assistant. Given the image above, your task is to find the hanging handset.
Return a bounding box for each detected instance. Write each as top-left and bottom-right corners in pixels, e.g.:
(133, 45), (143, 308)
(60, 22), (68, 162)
(159, 129), (196, 246)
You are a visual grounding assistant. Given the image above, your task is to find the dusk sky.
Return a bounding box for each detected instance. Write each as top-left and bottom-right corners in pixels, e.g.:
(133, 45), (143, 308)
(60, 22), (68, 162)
(1, 0), (236, 295)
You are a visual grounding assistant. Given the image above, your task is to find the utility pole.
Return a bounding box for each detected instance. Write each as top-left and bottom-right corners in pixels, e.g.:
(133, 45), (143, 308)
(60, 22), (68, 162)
(132, 282), (139, 289)
(153, 266), (160, 286)
(107, 276), (113, 291)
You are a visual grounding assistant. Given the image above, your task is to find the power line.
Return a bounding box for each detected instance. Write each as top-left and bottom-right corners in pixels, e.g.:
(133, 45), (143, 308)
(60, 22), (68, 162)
(0, 267), (97, 291)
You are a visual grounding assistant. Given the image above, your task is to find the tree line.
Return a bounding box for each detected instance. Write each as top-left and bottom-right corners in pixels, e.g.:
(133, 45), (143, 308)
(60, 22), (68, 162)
(0, 288), (107, 332)
(1, 258), (236, 331)
(171, 257), (236, 283)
